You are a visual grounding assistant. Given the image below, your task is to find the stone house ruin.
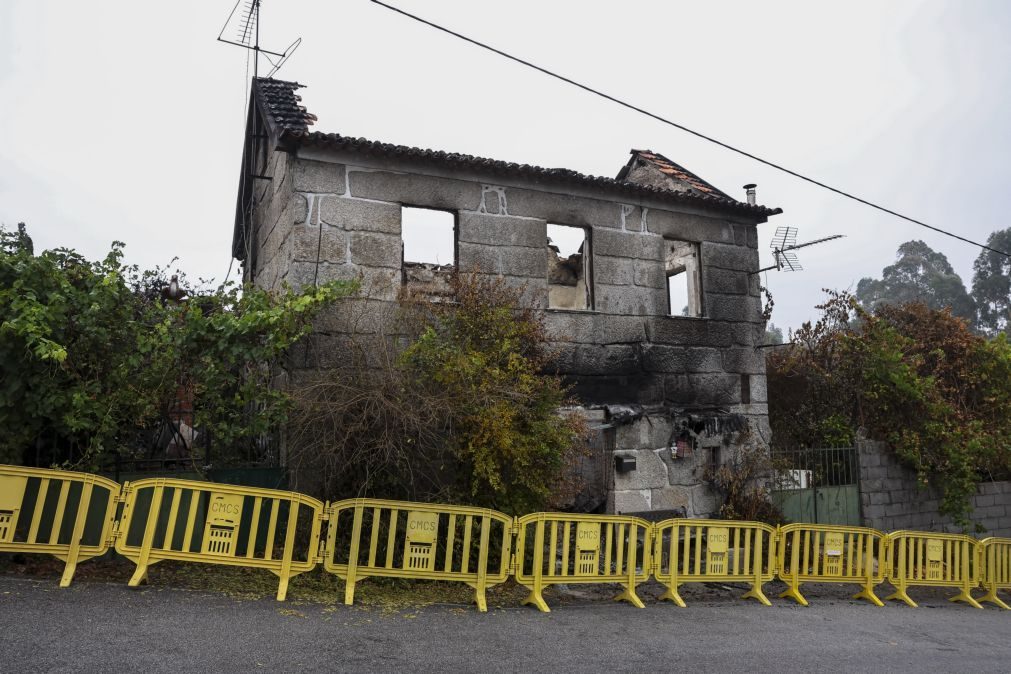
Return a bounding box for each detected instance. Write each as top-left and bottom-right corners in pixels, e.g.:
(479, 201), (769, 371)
(232, 78), (783, 518)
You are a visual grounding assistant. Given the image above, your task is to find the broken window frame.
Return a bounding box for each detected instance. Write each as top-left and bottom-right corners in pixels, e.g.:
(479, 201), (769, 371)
(665, 239), (703, 318)
(546, 223), (594, 311)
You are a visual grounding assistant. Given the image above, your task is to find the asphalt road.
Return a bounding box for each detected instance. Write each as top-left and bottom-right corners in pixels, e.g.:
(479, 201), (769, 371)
(1, 576), (1009, 673)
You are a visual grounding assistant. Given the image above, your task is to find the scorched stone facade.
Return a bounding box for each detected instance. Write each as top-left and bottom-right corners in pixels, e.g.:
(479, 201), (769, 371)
(232, 78), (783, 517)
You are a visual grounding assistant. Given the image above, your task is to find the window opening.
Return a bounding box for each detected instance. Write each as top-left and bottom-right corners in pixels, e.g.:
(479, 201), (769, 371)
(402, 207), (456, 298)
(666, 240), (702, 317)
(547, 224), (591, 310)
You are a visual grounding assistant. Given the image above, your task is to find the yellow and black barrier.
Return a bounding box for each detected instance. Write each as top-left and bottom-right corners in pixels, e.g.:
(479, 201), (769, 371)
(114, 478), (324, 600)
(0, 465), (120, 587)
(514, 513), (650, 612)
(652, 519), (775, 607)
(883, 530), (982, 608)
(7, 464), (1011, 613)
(323, 498), (513, 611)
(977, 537), (1011, 610)
(776, 524), (886, 606)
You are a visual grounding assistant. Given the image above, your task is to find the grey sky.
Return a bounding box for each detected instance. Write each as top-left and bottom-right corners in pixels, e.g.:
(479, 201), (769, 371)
(2, 1), (1008, 331)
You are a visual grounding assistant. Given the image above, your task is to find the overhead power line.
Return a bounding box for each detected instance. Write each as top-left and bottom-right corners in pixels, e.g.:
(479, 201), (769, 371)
(370, 0), (1010, 259)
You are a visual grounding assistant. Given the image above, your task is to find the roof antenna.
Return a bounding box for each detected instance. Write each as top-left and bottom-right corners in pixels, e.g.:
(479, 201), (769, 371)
(217, 0), (302, 78)
(750, 226), (845, 274)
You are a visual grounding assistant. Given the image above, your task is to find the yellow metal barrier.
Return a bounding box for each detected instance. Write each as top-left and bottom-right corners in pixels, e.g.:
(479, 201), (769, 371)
(114, 478), (324, 600)
(0, 464), (120, 587)
(323, 498), (513, 612)
(978, 537), (1011, 610)
(653, 519), (775, 607)
(883, 530), (982, 608)
(777, 524), (885, 606)
(514, 513), (650, 612)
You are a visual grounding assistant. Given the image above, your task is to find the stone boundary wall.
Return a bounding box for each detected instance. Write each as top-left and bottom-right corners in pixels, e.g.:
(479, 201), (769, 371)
(857, 439), (1011, 537)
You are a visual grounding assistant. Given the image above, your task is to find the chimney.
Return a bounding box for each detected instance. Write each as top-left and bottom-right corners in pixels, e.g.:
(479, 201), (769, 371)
(743, 184), (757, 206)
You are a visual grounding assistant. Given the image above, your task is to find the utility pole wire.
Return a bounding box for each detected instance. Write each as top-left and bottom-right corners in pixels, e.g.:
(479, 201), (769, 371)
(370, 0), (1010, 259)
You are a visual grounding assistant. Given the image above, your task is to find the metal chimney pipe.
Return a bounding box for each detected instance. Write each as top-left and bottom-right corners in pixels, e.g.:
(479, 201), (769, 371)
(743, 183), (757, 206)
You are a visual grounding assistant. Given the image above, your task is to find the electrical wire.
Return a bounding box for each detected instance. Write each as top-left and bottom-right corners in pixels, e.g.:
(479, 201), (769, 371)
(370, 0), (1010, 259)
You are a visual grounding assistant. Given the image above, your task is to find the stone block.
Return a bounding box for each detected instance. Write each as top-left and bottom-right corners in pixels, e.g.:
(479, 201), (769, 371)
(975, 494), (996, 507)
(684, 347), (722, 373)
(457, 241), (500, 274)
(349, 232), (402, 269)
(633, 260), (666, 289)
(644, 209), (735, 244)
(551, 344), (641, 376)
(544, 312), (647, 345)
(349, 170), (482, 211)
(722, 347), (766, 375)
(293, 159), (346, 194)
(614, 450), (671, 493)
(566, 373), (664, 406)
(651, 487), (689, 513)
(594, 284), (665, 316)
(663, 373), (740, 406)
(688, 484), (720, 518)
(703, 267), (749, 295)
(869, 492), (890, 506)
(612, 489), (651, 514)
(318, 195), (401, 234)
(504, 187), (623, 230)
(702, 242), (758, 272)
(749, 374), (768, 403)
(291, 192), (310, 224)
(457, 212), (546, 248)
(747, 227), (758, 249)
(593, 229), (665, 261)
(706, 292), (760, 322)
(731, 322), (765, 347)
(731, 224), (748, 247)
(498, 245), (548, 278)
(648, 317), (735, 348)
(642, 345), (686, 373)
(292, 226), (348, 264)
(594, 255), (634, 286)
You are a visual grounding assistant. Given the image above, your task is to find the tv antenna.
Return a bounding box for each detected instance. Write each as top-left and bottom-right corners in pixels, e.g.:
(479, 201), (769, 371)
(217, 0), (301, 78)
(751, 226), (845, 274)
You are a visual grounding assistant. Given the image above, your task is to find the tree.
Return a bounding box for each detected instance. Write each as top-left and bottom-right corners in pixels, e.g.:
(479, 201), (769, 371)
(768, 291), (1011, 524)
(856, 240), (975, 324)
(0, 224), (351, 468)
(971, 228), (1011, 336)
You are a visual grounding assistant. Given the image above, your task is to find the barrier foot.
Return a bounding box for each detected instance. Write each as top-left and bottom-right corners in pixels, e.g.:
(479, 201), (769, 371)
(979, 591), (1010, 610)
(344, 580), (356, 606)
(778, 585), (808, 607)
(852, 585), (884, 607)
(473, 587), (488, 613)
(658, 585), (686, 608)
(128, 565), (149, 588)
(59, 561), (78, 588)
(276, 576), (290, 602)
(522, 589), (550, 613)
(742, 583), (772, 606)
(884, 589), (917, 608)
(949, 591), (983, 609)
(614, 587), (645, 609)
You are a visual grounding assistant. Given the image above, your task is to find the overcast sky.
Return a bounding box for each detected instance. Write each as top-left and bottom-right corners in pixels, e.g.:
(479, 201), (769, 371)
(2, 0), (1009, 331)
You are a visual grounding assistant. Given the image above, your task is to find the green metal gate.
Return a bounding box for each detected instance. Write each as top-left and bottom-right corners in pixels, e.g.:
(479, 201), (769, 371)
(771, 447), (861, 526)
